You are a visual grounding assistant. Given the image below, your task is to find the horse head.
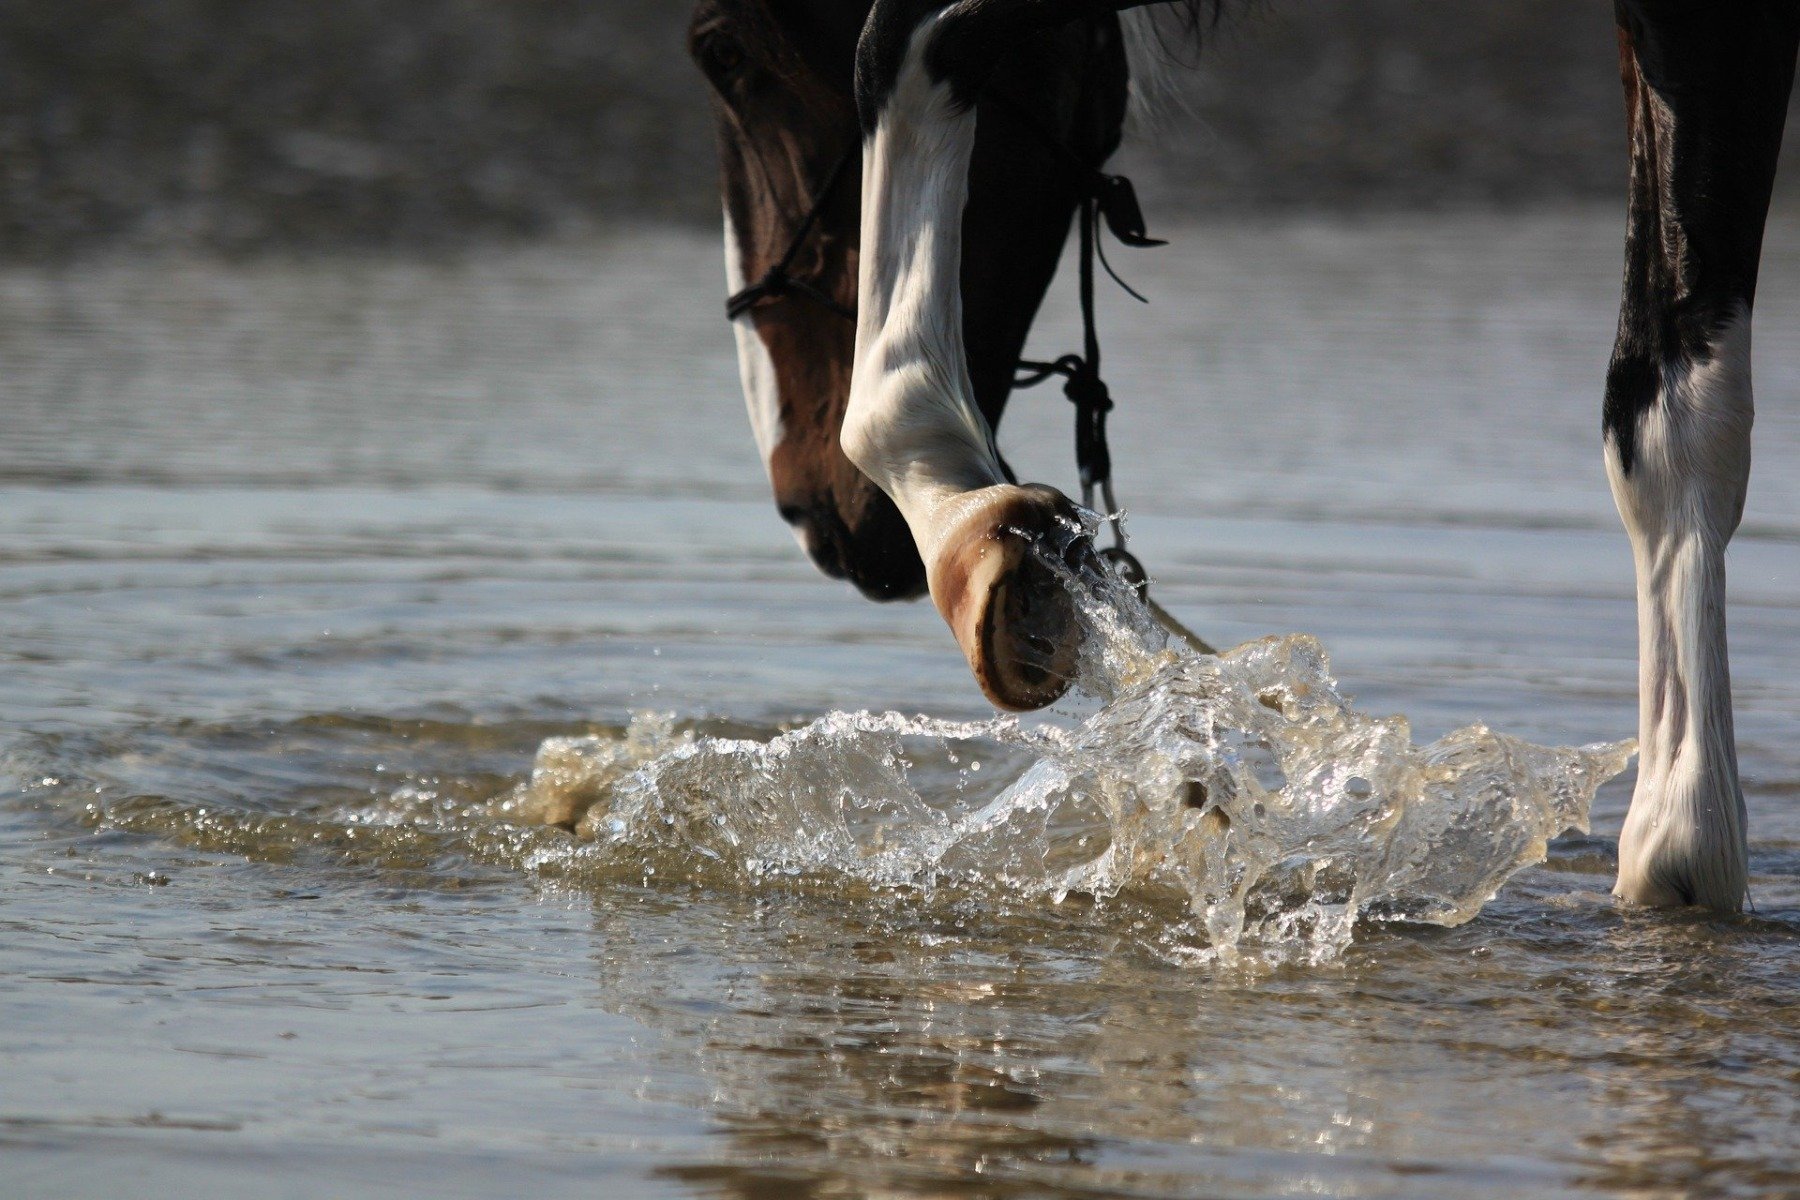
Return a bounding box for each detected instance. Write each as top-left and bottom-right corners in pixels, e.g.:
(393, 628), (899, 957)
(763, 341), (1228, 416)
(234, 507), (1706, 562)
(690, 0), (1129, 604)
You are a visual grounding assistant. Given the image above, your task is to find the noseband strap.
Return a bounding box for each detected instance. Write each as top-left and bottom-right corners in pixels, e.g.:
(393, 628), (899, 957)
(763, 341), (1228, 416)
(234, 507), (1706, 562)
(724, 147), (858, 322)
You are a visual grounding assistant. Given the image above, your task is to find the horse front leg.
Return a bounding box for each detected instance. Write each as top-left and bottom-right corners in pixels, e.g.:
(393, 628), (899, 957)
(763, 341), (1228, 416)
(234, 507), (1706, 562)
(844, 3), (1104, 710)
(1606, 1), (1798, 909)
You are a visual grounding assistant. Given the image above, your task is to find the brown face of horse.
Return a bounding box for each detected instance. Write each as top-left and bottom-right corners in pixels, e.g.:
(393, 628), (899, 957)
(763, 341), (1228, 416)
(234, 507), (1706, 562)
(692, 0), (921, 600)
(690, 0), (1127, 602)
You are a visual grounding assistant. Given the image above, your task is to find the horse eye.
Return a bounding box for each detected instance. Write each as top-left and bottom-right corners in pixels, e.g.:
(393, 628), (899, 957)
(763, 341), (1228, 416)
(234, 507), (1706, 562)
(699, 32), (746, 78)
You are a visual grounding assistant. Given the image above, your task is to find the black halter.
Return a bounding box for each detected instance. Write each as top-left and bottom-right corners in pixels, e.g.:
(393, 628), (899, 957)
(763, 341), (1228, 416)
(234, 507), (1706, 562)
(721, 93), (1165, 592)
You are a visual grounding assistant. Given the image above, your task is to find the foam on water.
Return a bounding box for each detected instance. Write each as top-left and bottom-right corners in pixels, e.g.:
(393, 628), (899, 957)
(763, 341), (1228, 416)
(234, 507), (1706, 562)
(496, 571), (1633, 965)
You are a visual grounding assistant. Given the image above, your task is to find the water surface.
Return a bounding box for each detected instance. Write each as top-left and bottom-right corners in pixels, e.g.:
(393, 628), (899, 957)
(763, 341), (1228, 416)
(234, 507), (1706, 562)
(4, 213), (1799, 1198)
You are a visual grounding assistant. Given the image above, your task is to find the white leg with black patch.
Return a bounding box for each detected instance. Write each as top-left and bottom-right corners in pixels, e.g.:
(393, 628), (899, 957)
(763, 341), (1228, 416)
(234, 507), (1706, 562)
(842, 17), (1008, 565)
(840, 13), (1085, 712)
(1607, 310), (1753, 910)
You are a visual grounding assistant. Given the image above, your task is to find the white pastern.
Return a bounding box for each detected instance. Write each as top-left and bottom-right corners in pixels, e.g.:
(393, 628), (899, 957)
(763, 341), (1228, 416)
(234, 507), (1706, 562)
(842, 18), (1007, 565)
(722, 210), (784, 480)
(1606, 309), (1753, 909)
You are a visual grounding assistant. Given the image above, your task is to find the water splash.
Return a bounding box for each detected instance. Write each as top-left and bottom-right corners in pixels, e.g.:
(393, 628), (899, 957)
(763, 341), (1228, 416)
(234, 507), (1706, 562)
(500, 570), (1632, 965)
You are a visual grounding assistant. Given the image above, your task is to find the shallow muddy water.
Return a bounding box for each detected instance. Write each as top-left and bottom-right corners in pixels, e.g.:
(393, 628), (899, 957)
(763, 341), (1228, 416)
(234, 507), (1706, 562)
(4, 213), (1800, 1198)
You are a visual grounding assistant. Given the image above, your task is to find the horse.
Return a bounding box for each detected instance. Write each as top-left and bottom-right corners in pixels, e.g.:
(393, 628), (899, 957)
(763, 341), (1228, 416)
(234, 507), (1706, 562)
(689, 0), (1800, 914)
(691, 0), (1134, 712)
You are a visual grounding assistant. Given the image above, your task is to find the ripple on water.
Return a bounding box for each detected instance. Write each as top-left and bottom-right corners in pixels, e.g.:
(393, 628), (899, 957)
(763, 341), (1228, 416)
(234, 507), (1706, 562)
(16, 572), (1633, 968)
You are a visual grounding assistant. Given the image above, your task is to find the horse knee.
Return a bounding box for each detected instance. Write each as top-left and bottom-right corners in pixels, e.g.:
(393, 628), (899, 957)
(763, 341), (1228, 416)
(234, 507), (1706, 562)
(1604, 308), (1753, 551)
(838, 380), (896, 492)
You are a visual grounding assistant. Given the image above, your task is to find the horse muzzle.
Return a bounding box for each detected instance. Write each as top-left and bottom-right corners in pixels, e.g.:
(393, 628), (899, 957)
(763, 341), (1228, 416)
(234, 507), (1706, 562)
(779, 493), (926, 602)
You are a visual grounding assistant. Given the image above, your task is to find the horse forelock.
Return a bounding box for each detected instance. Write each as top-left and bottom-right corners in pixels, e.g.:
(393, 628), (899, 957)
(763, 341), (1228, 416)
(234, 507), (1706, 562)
(699, 0), (860, 304)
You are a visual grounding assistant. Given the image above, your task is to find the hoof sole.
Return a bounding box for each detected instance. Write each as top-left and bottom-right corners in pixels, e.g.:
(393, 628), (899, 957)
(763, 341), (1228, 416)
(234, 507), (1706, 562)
(926, 484), (1088, 711)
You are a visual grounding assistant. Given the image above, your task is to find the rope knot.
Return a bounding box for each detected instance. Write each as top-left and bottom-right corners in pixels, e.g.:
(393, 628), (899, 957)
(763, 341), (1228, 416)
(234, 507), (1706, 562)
(1061, 362), (1112, 414)
(1062, 359), (1112, 491)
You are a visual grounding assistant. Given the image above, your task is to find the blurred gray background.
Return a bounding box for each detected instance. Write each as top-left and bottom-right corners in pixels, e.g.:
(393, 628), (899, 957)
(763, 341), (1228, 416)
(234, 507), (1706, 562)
(7, 0), (1788, 258)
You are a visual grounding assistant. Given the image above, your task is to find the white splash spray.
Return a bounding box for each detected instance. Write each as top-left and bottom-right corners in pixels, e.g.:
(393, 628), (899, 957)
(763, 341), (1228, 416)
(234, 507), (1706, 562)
(498, 566), (1632, 966)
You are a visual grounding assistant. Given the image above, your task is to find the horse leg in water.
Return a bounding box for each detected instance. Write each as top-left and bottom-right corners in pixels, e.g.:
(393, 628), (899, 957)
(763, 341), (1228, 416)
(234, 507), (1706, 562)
(1606, 1), (1799, 910)
(845, 0), (1139, 710)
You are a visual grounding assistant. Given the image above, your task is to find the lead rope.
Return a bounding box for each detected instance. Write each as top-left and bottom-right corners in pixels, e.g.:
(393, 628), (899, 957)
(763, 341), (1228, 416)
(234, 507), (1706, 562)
(1012, 173), (1216, 655)
(1013, 176), (1139, 567)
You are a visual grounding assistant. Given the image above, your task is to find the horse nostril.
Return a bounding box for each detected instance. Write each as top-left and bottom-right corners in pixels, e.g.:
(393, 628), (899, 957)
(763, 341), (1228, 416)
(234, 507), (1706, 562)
(770, 496), (925, 601)
(778, 505), (846, 578)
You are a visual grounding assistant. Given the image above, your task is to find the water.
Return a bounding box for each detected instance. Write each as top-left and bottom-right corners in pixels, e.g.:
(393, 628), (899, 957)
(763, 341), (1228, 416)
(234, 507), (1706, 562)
(498, 622), (1630, 968)
(4, 212), (1800, 1198)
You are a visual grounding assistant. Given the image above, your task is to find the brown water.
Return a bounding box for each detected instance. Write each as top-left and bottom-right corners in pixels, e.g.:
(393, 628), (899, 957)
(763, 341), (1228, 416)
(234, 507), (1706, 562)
(3, 213), (1800, 1199)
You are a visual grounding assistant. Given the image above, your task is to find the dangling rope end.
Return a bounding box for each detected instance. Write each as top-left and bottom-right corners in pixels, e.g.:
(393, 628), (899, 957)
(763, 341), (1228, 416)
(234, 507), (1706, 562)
(1093, 235), (1151, 303)
(1147, 596), (1218, 656)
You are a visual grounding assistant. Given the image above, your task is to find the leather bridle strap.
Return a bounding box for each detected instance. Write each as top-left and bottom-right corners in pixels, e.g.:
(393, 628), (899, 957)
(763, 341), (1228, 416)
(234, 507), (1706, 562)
(724, 146), (858, 322)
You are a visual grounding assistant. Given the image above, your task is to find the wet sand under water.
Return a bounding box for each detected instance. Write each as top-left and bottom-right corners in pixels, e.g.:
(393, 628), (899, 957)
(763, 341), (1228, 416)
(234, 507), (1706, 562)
(3, 212), (1800, 1198)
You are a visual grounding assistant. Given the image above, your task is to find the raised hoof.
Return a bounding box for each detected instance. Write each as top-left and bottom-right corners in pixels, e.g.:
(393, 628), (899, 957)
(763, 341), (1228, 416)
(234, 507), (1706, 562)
(925, 484), (1089, 711)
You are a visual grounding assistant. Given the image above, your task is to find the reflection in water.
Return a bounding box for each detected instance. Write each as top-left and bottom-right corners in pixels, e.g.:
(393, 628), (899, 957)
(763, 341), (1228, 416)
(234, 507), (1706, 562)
(575, 871), (1800, 1199)
(1576, 916), (1800, 1198)
(12, 692), (1800, 1198)
(25, 700), (1793, 1197)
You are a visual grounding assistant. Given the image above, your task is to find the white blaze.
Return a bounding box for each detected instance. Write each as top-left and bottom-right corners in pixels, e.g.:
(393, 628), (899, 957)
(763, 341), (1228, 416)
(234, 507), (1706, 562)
(722, 209), (784, 479)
